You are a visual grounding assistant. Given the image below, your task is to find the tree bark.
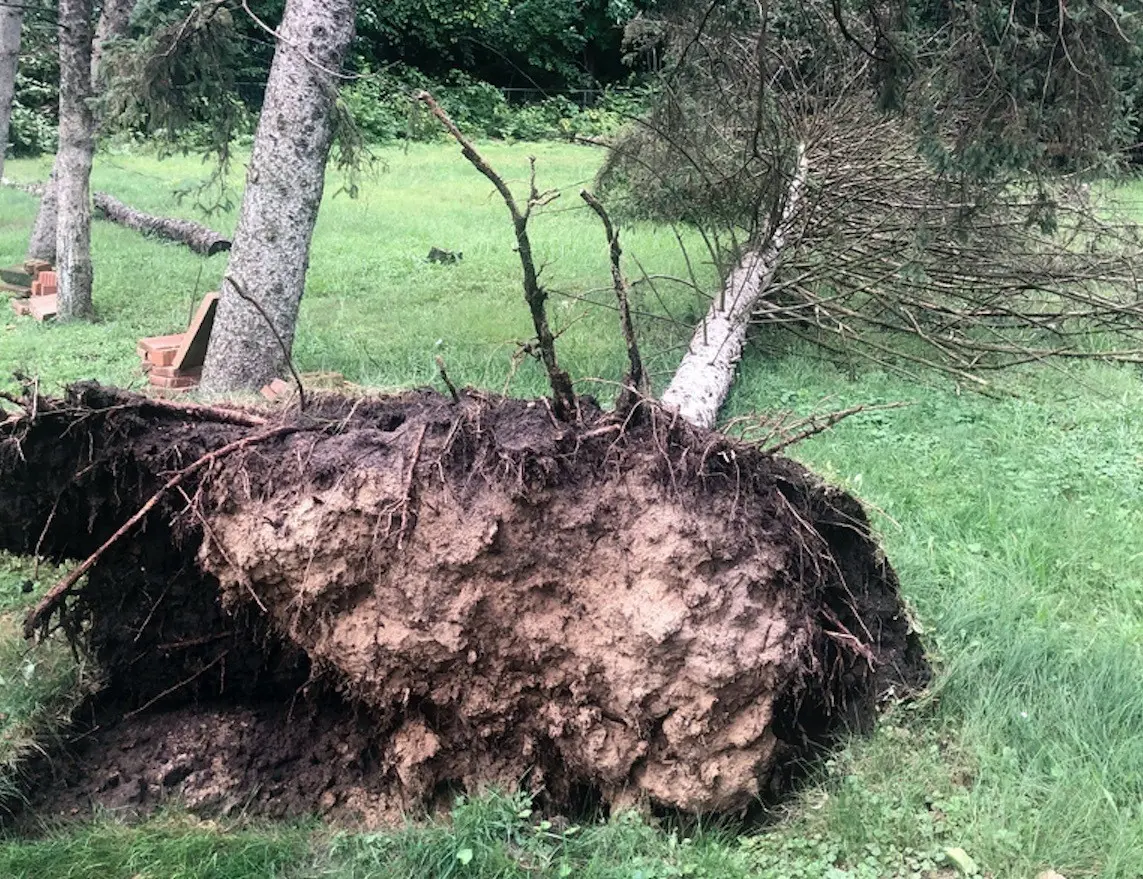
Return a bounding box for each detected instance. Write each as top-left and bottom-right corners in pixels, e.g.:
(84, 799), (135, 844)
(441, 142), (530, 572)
(90, 0), (135, 85)
(0, 5), (22, 183)
(55, 0), (96, 320)
(661, 150), (808, 428)
(93, 192), (230, 255)
(27, 0), (137, 264)
(200, 0), (357, 393)
(25, 174), (57, 261)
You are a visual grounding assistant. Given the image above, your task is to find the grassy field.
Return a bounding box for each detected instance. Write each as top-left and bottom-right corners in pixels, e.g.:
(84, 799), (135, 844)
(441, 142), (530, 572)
(1, 143), (1142, 878)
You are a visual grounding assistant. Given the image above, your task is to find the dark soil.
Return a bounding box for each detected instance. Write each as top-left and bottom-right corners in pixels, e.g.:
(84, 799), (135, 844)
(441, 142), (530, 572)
(0, 383), (927, 825)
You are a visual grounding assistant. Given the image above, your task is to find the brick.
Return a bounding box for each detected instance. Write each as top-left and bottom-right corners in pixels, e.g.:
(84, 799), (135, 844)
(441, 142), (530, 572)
(149, 372), (200, 390)
(138, 332), (186, 356)
(260, 378), (292, 401)
(10, 298), (31, 316)
(23, 259), (52, 276)
(30, 280), (41, 296)
(29, 294), (58, 321)
(172, 292), (220, 371)
(147, 347), (179, 368)
(37, 271), (58, 297)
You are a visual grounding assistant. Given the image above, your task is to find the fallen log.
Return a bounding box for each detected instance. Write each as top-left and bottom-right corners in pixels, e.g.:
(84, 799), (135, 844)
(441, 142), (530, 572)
(92, 192), (231, 256)
(0, 384), (924, 819)
(661, 149), (808, 429)
(3, 181), (230, 256)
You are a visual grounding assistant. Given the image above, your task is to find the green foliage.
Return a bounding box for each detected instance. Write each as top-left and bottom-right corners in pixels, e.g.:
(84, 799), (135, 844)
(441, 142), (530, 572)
(7, 7), (58, 157)
(340, 66), (645, 143)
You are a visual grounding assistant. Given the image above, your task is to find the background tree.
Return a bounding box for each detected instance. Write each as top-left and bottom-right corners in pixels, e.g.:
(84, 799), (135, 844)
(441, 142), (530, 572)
(0, 2), (22, 182)
(55, 0), (96, 319)
(199, 0), (357, 393)
(27, 0), (136, 265)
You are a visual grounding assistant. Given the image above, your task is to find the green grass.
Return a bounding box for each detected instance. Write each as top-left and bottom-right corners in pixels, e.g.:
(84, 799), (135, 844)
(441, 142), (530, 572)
(2, 145), (1143, 877)
(0, 143), (707, 400)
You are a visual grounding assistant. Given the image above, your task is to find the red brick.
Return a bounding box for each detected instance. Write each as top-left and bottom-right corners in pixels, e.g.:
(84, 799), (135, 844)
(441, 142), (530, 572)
(10, 298), (31, 316)
(260, 378), (292, 401)
(36, 271), (58, 297)
(29, 294), (58, 321)
(149, 372), (200, 390)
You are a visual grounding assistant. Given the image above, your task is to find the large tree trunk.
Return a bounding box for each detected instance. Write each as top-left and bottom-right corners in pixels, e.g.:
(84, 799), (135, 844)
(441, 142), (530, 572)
(661, 150), (808, 428)
(55, 0), (96, 320)
(0, 5), (21, 183)
(27, 0), (136, 265)
(200, 0), (356, 394)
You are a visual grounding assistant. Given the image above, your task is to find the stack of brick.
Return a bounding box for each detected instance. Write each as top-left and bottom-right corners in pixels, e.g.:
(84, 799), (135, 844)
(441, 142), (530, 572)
(136, 292), (220, 392)
(9, 260), (58, 320)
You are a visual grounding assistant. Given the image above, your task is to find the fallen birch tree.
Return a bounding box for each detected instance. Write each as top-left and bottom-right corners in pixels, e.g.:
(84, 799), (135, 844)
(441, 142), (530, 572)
(660, 149), (807, 428)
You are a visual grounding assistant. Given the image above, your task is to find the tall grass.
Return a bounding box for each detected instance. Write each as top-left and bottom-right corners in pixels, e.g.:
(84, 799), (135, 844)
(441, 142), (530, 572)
(1, 146), (1142, 877)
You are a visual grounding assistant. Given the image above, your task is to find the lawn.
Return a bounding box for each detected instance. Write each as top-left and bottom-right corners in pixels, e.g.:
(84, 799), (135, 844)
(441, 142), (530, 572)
(1, 143), (1142, 878)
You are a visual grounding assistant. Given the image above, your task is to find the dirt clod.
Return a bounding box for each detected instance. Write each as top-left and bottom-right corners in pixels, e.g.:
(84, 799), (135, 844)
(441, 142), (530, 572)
(0, 384), (926, 821)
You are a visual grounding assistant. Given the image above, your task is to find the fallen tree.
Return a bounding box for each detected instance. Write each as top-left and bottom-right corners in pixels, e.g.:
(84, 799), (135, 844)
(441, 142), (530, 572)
(93, 192), (231, 256)
(6, 181), (230, 256)
(1, 383), (924, 819)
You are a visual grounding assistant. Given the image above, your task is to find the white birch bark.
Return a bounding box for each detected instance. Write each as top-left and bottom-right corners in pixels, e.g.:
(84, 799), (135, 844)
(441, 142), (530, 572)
(200, 0), (357, 393)
(0, 5), (22, 183)
(55, 0), (96, 319)
(661, 149), (808, 428)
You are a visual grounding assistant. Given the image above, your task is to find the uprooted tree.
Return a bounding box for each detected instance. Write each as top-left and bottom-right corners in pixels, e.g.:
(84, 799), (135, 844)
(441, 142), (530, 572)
(602, 0), (1143, 423)
(0, 381), (925, 818)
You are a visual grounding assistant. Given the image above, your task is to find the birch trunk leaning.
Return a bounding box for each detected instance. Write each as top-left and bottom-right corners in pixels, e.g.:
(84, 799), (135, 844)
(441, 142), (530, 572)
(55, 0), (96, 320)
(0, 5), (22, 183)
(200, 0), (357, 393)
(660, 149), (808, 428)
(27, 0), (136, 264)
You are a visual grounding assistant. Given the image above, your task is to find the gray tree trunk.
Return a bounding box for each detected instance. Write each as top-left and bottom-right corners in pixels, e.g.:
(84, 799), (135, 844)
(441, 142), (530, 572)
(55, 0), (96, 319)
(661, 150), (808, 428)
(90, 0), (135, 84)
(27, 0), (136, 264)
(201, 0), (357, 393)
(0, 5), (22, 183)
(26, 174), (57, 261)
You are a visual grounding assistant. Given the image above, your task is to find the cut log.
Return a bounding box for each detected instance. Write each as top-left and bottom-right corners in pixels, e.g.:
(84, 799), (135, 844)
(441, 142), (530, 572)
(661, 149), (809, 429)
(93, 192), (231, 256)
(4, 181), (231, 256)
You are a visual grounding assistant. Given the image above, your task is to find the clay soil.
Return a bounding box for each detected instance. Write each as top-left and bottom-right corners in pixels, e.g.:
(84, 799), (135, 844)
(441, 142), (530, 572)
(0, 383), (926, 826)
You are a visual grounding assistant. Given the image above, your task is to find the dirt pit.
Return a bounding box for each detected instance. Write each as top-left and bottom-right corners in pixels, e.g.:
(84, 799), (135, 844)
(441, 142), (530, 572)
(0, 384), (926, 824)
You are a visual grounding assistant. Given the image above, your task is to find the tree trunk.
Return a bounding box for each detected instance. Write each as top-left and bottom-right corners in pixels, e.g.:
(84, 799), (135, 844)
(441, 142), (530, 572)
(93, 191), (230, 255)
(27, 0), (136, 264)
(26, 173), (57, 261)
(0, 5), (22, 183)
(90, 0), (135, 85)
(661, 150), (808, 428)
(200, 0), (357, 393)
(55, 0), (96, 320)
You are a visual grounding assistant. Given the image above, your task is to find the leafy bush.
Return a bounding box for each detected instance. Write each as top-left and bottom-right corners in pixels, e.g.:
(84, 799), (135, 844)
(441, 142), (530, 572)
(341, 64), (646, 143)
(7, 64), (57, 158)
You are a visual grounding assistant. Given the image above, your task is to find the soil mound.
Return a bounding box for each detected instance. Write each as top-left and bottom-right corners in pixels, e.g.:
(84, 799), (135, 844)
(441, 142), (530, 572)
(0, 383), (926, 820)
